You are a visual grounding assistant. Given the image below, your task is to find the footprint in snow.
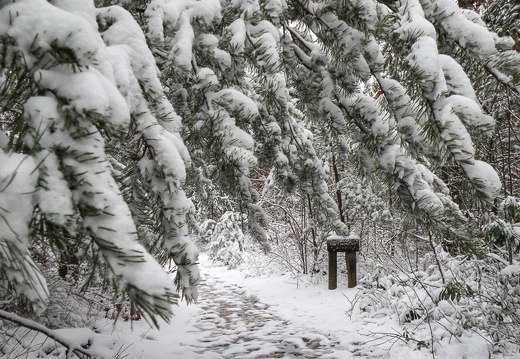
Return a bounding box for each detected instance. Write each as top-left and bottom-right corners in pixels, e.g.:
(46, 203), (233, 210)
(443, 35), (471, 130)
(184, 274), (350, 359)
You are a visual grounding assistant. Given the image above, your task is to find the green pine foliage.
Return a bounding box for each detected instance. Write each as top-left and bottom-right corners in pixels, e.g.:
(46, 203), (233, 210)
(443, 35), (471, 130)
(0, 0), (198, 326)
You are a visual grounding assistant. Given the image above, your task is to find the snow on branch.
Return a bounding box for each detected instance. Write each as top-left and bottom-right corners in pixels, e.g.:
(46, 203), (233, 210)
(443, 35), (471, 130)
(0, 309), (109, 358)
(0, 0), (202, 319)
(0, 150), (48, 313)
(396, 0), (502, 205)
(419, 0), (520, 95)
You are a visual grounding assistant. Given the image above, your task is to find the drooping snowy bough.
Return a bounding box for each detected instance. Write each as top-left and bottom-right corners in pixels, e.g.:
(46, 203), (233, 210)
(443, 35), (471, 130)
(141, 0), (516, 250)
(0, 0), (198, 323)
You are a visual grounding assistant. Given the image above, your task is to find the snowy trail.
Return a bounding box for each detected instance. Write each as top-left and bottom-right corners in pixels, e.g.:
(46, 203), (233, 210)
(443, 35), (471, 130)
(113, 255), (360, 359)
(187, 271), (346, 358)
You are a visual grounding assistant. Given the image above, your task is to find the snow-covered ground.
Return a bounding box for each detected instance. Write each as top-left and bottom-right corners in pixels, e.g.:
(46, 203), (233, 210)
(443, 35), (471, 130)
(98, 254), (514, 359)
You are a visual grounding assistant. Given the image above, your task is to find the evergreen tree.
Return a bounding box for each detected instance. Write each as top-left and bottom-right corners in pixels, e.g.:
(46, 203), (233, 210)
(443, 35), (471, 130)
(0, 0), (198, 327)
(135, 0), (516, 251)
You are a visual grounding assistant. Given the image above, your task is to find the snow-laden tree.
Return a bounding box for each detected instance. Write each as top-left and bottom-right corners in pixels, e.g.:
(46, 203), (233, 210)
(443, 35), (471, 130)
(0, 0), (519, 346)
(131, 0), (517, 250)
(0, 0), (199, 327)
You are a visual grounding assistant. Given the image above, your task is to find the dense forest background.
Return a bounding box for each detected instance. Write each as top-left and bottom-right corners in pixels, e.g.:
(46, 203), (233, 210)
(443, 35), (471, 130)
(0, 0), (518, 357)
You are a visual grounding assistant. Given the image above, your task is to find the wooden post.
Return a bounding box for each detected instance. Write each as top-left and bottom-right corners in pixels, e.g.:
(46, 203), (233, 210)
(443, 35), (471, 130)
(328, 251), (338, 290)
(345, 251), (357, 288)
(327, 235), (359, 290)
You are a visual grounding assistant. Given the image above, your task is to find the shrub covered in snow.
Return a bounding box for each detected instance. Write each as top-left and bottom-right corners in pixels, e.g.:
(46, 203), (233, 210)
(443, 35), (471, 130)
(353, 245), (520, 355)
(206, 212), (247, 269)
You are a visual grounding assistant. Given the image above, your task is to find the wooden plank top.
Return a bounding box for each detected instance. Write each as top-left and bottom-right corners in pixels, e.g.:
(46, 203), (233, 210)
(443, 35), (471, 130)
(327, 236), (360, 252)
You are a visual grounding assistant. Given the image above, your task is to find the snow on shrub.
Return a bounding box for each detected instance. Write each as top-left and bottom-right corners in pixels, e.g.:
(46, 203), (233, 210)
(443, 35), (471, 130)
(206, 212), (246, 269)
(353, 247), (520, 356)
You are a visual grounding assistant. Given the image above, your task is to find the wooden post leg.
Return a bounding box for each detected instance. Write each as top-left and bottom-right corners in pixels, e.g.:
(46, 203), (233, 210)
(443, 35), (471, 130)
(346, 251), (357, 288)
(328, 251), (337, 290)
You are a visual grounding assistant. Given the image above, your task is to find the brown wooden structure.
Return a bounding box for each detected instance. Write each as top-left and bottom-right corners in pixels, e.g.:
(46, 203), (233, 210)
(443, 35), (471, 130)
(327, 235), (360, 290)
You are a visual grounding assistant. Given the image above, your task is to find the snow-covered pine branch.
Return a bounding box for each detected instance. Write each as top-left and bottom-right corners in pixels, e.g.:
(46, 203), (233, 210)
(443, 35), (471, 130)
(0, 0), (198, 322)
(96, 4), (199, 304)
(395, 0), (502, 205)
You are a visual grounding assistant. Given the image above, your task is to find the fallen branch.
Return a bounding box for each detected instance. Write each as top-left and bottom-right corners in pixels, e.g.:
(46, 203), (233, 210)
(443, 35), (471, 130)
(0, 309), (95, 358)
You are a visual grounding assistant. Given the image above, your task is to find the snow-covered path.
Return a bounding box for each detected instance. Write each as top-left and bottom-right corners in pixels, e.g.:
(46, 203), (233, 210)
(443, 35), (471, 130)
(111, 255), (357, 358)
(186, 269), (347, 358)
